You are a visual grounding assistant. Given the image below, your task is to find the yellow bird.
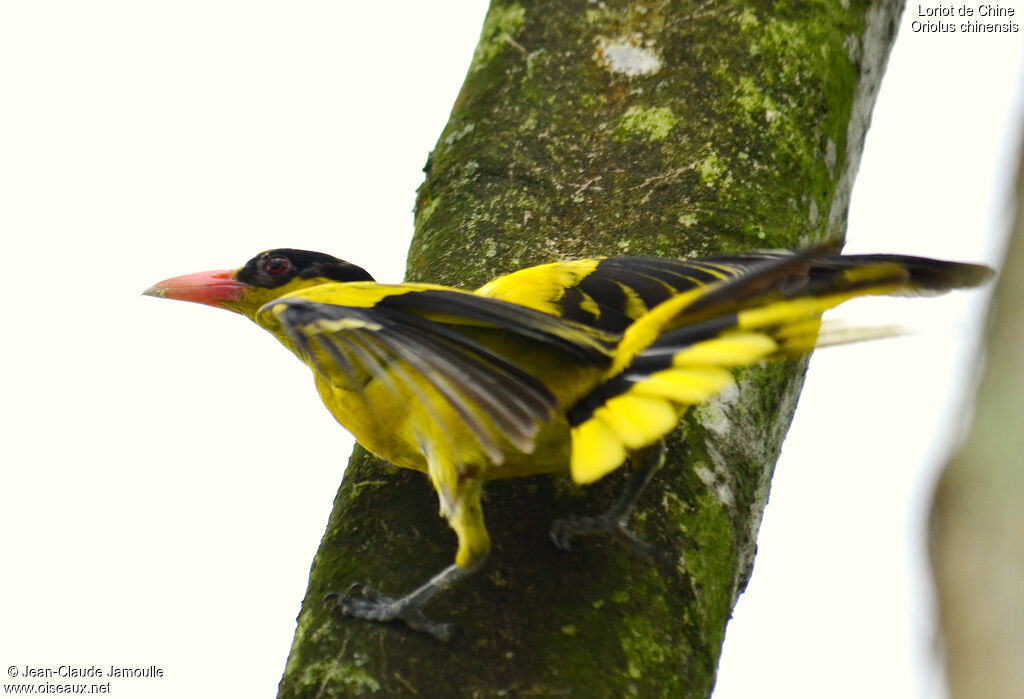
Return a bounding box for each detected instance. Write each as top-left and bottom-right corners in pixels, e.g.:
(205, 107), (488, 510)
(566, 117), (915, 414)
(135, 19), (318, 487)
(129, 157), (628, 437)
(145, 248), (992, 639)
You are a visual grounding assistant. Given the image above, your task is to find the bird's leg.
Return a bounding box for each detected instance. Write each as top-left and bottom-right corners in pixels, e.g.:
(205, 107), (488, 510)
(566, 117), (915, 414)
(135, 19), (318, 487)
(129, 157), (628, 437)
(327, 474), (489, 641)
(550, 440), (667, 553)
(325, 557), (483, 642)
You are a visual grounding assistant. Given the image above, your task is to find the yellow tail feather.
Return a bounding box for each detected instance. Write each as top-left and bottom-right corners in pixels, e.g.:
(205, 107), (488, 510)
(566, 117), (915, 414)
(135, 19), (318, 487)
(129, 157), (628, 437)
(670, 332), (778, 367)
(600, 394), (678, 449)
(570, 419), (627, 484)
(632, 366), (734, 404)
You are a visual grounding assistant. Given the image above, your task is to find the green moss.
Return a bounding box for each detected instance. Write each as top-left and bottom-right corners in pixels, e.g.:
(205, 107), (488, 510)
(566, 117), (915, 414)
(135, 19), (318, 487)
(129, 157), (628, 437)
(734, 76), (778, 122)
(471, 4), (527, 71)
(620, 615), (670, 680)
(697, 152), (727, 186)
(677, 212), (698, 228)
(682, 494), (738, 651)
(738, 7), (758, 30)
(616, 105), (678, 142)
(416, 195), (440, 227)
(300, 658), (381, 695)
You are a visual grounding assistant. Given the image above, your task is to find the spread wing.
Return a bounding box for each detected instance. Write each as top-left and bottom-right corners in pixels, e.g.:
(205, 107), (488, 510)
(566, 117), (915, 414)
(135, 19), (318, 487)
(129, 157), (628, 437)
(257, 286), (614, 464)
(476, 251), (992, 334)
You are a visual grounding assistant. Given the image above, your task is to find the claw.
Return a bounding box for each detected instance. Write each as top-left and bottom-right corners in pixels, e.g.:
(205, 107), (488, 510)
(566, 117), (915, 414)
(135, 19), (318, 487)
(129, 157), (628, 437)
(322, 563), (473, 642)
(345, 581), (384, 603)
(549, 518), (578, 552)
(325, 582), (456, 641)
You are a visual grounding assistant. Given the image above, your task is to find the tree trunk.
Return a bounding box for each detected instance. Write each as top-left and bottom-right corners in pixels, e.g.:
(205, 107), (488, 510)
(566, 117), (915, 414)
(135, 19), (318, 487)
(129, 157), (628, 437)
(278, 2), (904, 696)
(929, 124), (1024, 698)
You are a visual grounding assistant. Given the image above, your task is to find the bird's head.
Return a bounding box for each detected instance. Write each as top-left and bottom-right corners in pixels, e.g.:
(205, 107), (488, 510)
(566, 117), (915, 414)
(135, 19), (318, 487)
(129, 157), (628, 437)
(144, 248), (375, 318)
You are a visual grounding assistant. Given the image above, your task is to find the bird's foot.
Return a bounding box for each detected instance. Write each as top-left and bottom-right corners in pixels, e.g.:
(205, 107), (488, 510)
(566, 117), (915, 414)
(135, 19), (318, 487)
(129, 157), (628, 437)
(551, 442), (666, 556)
(549, 513), (653, 556)
(323, 562), (473, 641)
(324, 583), (456, 642)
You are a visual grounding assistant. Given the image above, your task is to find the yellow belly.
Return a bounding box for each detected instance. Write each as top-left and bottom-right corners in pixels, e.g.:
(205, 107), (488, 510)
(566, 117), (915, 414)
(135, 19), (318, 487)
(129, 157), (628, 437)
(312, 369), (580, 481)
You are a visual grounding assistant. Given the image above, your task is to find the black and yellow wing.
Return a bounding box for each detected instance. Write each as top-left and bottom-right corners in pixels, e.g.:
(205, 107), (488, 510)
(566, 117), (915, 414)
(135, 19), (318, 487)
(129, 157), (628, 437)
(477, 251), (992, 331)
(256, 283), (616, 466)
(558, 251), (994, 482)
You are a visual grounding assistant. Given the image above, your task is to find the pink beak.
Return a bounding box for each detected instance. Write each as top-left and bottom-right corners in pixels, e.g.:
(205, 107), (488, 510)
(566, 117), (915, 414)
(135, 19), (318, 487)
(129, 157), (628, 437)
(143, 269), (250, 308)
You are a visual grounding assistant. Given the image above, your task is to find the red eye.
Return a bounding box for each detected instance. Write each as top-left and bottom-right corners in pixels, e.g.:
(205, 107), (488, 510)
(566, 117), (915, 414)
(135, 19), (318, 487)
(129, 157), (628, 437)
(264, 256), (291, 276)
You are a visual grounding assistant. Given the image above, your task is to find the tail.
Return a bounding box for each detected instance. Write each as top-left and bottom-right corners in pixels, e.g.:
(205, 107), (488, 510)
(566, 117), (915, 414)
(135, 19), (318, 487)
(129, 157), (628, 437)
(567, 251), (994, 484)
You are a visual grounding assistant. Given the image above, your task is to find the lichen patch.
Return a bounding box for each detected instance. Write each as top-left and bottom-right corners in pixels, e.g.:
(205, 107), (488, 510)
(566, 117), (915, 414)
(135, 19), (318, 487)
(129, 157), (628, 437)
(595, 34), (663, 77)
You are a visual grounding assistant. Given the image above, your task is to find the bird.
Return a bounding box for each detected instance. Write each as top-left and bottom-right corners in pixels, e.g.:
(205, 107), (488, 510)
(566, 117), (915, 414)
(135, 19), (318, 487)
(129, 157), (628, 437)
(144, 247), (993, 639)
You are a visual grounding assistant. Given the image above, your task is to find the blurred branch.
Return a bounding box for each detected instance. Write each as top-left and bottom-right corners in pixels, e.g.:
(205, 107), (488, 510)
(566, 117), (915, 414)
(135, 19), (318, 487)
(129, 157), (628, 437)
(930, 121), (1024, 698)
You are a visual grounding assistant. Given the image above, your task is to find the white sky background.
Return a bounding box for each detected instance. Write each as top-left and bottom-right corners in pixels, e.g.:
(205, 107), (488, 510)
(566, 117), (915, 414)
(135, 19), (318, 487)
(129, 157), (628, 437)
(1, 3), (1020, 697)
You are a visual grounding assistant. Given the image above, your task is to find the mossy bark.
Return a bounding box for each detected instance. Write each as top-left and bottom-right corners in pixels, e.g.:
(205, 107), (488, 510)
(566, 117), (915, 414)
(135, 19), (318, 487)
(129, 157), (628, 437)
(278, 2), (903, 696)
